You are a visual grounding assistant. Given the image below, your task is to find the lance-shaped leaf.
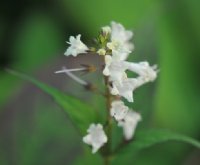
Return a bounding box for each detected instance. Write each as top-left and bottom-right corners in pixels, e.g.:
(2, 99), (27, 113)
(116, 129), (200, 155)
(6, 69), (97, 135)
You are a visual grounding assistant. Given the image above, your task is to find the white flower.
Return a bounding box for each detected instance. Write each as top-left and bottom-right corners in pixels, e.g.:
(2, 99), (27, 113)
(64, 34), (88, 57)
(103, 55), (158, 102)
(107, 41), (131, 61)
(103, 55), (127, 85)
(118, 111), (142, 140)
(83, 123), (107, 154)
(126, 61), (158, 82)
(110, 100), (129, 121)
(109, 61), (157, 102)
(111, 78), (141, 102)
(107, 21), (134, 60)
(110, 21), (133, 46)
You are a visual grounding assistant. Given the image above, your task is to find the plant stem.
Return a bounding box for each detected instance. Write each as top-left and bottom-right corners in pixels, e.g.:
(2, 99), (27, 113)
(103, 75), (112, 165)
(104, 155), (111, 165)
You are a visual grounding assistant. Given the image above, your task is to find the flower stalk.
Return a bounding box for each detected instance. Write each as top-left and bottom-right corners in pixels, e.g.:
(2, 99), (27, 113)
(103, 75), (113, 165)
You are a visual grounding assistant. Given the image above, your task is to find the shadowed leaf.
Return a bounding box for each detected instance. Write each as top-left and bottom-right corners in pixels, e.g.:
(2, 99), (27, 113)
(6, 69), (97, 135)
(117, 129), (200, 154)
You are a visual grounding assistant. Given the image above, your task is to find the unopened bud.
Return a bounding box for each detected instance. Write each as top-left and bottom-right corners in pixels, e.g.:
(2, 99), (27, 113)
(81, 64), (97, 73)
(89, 47), (96, 52)
(97, 49), (106, 56)
(102, 26), (111, 36)
(84, 83), (97, 92)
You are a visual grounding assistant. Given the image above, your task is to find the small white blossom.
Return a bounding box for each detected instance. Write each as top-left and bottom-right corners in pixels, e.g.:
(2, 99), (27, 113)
(126, 61), (158, 82)
(83, 123), (107, 154)
(110, 100), (129, 121)
(118, 111), (142, 140)
(110, 21), (133, 46)
(103, 55), (127, 85)
(107, 41), (131, 61)
(103, 55), (158, 102)
(107, 42), (131, 61)
(111, 74), (157, 102)
(107, 21), (134, 60)
(111, 78), (140, 102)
(64, 34), (88, 57)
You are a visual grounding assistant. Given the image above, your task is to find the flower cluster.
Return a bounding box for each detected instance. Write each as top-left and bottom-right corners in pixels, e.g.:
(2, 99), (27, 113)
(111, 100), (141, 140)
(55, 21), (158, 154)
(102, 23), (157, 102)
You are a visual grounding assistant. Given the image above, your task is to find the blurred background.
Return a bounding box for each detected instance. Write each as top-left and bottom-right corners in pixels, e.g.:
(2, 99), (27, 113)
(0, 0), (200, 164)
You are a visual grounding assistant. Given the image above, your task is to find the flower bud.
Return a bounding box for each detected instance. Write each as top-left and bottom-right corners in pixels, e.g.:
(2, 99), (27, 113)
(101, 26), (111, 36)
(97, 48), (106, 56)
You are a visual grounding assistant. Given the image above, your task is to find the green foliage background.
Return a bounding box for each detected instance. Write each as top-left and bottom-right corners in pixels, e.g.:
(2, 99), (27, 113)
(0, 0), (200, 164)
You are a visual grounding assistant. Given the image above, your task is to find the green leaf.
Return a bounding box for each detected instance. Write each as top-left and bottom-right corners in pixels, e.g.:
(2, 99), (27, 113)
(73, 147), (103, 165)
(112, 129), (200, 164)
(6, 69), (97, 135)
(16, 99), (80, 165)
(117, 129), (200, 155)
